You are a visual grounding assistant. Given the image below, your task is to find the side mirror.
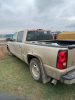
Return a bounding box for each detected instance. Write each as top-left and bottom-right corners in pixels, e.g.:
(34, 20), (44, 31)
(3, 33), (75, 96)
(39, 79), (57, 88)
(12, 39), (15, 41)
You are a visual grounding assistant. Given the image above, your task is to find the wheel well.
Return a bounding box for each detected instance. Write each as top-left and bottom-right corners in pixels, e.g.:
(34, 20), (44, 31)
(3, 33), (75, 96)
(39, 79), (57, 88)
(7, 46), (10, 51)
(27, 55), (39, 64)
(7, 46), (9, 50)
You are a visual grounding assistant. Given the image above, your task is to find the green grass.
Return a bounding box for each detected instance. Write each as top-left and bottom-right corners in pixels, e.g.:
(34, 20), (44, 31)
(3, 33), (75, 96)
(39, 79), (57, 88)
(0, 55), (75, 100)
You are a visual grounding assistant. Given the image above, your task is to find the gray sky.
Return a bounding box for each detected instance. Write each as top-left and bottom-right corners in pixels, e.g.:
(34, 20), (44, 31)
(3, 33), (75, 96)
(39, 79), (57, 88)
(0, 0), (75, 34)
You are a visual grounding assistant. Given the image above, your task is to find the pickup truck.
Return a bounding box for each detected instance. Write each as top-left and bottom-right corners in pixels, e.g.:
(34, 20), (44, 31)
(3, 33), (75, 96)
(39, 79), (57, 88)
(7, 29), (75, 85)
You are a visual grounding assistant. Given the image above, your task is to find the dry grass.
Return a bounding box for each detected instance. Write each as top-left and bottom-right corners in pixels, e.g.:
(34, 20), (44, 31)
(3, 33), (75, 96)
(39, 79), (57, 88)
(0, 46), (8, 60)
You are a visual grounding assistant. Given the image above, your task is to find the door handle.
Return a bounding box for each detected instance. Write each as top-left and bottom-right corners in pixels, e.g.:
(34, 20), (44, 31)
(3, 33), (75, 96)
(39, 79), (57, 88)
(13, 44), (15, 46)
(19, 45), (21, 48)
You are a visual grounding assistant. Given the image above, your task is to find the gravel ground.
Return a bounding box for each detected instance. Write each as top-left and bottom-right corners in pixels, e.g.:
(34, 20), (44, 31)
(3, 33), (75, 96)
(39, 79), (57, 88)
(0, 38), (7, 46)
(0, 37), (6, 40)
(0, 42), (7, 46)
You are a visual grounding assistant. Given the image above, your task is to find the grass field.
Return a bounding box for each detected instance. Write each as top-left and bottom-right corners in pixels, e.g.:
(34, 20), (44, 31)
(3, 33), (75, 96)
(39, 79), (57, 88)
(0, 53), (75, 100)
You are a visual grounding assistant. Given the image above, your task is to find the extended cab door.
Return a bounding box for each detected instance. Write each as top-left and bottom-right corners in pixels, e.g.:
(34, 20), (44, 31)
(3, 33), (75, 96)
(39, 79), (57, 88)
(14, 31), (24, 60)
(9, 32), (18, 55)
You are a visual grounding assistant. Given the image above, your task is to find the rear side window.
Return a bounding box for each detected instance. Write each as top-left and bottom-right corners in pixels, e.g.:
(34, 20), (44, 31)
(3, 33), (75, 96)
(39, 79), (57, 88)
(26, 31), (35, 41)
(17, 31), (24, 42)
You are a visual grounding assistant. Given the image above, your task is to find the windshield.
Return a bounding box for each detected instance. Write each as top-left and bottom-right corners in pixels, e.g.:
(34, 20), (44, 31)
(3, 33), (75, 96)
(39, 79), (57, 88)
(26, 31), (53, 41)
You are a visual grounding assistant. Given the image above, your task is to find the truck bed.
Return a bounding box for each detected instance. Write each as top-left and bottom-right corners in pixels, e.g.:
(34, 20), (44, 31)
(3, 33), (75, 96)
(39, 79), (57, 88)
(26, 39), (75, 49)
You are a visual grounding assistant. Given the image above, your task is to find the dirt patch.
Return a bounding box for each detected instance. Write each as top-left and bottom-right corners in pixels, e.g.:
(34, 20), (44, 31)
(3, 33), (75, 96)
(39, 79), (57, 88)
(0, 46), (8, 60)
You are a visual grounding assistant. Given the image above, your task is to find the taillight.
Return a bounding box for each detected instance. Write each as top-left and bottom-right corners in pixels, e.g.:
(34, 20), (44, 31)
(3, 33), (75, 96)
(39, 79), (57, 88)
(57, 50), (67, 69)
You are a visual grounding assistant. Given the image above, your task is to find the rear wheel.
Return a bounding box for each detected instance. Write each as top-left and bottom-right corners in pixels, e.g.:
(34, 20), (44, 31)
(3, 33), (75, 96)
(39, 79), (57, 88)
(30, 58), (42, 82)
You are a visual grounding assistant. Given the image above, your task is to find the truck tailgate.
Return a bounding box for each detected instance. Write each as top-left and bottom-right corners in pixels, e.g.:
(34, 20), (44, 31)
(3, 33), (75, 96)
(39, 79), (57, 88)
(67, 45), (75, 68)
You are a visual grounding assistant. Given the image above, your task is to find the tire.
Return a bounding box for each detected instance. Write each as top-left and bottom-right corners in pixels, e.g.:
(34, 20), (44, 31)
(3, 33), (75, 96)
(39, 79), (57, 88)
(7, 47), (13, 56)
(30, 58), (42, 82)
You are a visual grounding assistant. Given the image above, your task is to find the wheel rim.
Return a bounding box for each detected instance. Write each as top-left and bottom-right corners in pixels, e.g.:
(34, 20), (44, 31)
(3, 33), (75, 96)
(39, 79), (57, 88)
(32, 63), (40, 78)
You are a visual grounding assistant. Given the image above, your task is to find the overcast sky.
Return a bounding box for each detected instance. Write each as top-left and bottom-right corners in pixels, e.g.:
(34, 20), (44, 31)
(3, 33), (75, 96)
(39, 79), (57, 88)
(0, 0), (75, 34)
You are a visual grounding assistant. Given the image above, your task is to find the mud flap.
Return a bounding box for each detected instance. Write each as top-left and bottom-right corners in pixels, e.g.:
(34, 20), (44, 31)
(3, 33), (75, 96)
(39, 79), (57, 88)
(41, 67), (51, 83)
(42, 71), (51, 83)
(39, 58), (51, 83)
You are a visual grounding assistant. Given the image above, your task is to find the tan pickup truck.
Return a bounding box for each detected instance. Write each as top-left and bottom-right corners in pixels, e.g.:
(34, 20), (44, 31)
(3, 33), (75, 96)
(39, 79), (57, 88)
(7, 29), (75, 85)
